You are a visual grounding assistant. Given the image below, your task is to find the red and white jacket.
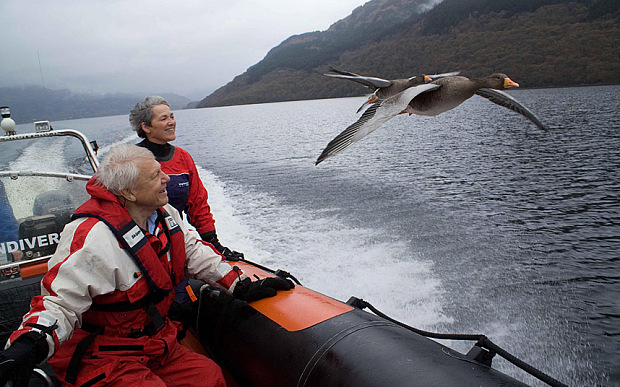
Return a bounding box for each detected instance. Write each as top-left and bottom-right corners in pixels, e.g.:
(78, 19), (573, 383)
(6, 178), (245, 361)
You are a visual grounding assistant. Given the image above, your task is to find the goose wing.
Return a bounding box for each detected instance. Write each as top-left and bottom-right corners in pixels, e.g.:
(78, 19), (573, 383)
(475, 88), (546, 130)
(324, 67), (392, 89)
(356, 92), (378, 114)
(316, 83), (441, 165)
(423, 71), (461, 81)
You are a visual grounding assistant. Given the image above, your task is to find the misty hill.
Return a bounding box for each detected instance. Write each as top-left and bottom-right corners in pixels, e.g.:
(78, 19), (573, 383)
(0, 86), (190, 125)
(196, 0), (620, 108)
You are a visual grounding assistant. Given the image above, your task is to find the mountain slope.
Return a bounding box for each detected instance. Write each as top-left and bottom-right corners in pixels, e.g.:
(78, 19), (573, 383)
(197, 0), (440, 107)
(0, 86), (190, 125)
(196, 0), (620, 108)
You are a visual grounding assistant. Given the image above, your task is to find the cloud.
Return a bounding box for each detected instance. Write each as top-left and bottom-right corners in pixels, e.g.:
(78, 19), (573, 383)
(0, 0), (369, 99)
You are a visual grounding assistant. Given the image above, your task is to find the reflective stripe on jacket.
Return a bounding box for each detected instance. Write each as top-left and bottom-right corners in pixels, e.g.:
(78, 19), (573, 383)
(7, 176), (244, 361)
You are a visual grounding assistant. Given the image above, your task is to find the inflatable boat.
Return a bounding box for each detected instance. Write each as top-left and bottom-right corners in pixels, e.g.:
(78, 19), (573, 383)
(0, 125), (567, 386)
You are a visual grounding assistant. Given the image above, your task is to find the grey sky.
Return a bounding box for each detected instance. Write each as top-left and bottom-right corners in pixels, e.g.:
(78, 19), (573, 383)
(0, 0), (370, 100)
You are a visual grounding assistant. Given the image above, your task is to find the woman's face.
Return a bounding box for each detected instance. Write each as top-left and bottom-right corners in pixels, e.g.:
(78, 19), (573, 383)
(142, 104), (176, 144)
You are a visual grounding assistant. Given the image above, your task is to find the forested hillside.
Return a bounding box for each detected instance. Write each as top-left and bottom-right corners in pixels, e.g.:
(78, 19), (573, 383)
(196, 0), (620, 108)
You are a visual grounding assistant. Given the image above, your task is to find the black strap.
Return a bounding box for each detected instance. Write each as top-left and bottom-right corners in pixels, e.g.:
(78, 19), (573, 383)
(83, 292), (167, 335)
(97, 344), (144, 352)
(80, 321), (105, 335)
(71, 212), (172, 294)
(81, 321), (151, 339)
(89, 291), (167, 312)
(146, 300), (166, 333)
(158, 210), (178, 282)
(67, 294), (167, 383)
(157, 244), (171, 258)
(65, 326), (103, 384)
(80, 372), (106, 387)
(25, 321), (58, 337)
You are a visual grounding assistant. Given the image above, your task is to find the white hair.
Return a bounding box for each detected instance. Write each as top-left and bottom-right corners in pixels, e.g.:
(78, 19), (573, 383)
(129, 96), (170, 138)
(96, 144), (155, 194)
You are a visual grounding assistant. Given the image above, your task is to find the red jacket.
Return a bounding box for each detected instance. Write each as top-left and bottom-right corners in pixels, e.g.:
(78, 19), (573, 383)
(7, 178), (244, 370)
(138, 140), (216, 235)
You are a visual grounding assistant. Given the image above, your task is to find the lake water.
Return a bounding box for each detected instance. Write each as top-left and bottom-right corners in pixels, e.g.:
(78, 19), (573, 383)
(9, 85), (620, 386)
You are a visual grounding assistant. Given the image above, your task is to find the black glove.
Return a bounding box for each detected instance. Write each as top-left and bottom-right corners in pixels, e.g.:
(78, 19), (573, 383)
(0, 332), (49, 387)
(219, 247), (244, 261)
(233, 276), (295, 302)
(201, 231), (244, 261)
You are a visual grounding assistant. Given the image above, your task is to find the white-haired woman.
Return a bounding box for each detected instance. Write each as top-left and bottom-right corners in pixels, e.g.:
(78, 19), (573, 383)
(129, 97), (243, 330)
(129, 96), (240, 258)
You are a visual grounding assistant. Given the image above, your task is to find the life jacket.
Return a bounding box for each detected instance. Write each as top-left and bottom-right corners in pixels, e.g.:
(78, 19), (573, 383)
(71, 178), (187, 332)
(56, 178), (189, 384)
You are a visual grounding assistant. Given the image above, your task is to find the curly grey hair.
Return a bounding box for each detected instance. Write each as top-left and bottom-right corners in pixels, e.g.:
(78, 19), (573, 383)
(129, 96), (170, 138)
(96, 144), (155, 195)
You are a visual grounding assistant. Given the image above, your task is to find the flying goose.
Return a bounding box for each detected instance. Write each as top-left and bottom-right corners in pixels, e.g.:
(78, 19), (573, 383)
(315, 83), (441, 165)
(324, 67), (460, 113)
(316, 73), (546, 165)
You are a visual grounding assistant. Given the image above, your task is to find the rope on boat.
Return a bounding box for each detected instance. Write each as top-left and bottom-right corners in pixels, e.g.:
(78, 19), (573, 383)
(228, 258), (566, 386)
(348, 297), (568, 387)
(227, 256), (302, 285)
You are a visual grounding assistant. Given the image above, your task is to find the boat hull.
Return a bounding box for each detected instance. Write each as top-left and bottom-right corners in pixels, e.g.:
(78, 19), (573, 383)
(196, 262), (529, 387)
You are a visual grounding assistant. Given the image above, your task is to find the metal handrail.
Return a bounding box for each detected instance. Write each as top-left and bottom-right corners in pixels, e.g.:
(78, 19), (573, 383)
(0, 129), (97, 270)
(0, 129), (99, 172)
(0, 170), (91, 181)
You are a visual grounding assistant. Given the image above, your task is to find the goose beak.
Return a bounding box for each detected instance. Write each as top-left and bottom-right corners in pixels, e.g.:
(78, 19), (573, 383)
(424, 75), (432, 82)
(504, 77), (519, 88)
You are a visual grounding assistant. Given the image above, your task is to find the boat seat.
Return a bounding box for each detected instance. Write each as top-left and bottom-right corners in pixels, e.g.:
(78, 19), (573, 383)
(15, 190), (75, 260)
(33, 190), (74, 231)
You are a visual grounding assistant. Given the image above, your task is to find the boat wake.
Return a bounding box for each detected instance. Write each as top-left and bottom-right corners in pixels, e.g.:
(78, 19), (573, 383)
(97, 134), (136, 155)
(6, 138), (69, 218)
(195, 165), (453, 329)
